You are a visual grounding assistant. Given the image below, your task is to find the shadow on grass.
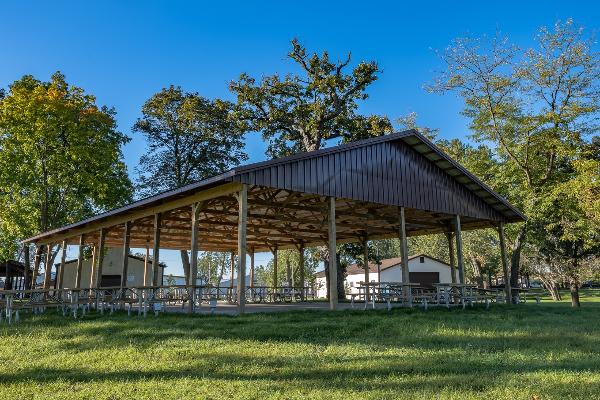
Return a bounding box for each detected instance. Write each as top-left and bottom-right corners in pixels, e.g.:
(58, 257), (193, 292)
(3, 302), (600, 395)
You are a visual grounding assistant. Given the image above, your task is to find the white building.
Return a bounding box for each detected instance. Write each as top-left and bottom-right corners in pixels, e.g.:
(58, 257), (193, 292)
(314, 254), (458, 298)
(59, 248), (166, 288)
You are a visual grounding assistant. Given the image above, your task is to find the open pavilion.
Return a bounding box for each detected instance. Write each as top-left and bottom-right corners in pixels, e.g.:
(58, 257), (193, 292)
(22, 129), (525, 314)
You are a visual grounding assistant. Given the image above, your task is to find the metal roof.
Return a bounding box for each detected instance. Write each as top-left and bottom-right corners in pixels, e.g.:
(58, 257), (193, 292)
(23, 129), (524, 244)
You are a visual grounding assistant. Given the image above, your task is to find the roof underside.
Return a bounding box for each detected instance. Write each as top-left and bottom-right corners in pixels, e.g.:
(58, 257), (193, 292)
(24, 130), (525, 251)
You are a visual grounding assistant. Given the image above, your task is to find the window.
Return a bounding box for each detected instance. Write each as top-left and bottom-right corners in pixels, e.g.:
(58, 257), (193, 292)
(420, 256), (425, 263)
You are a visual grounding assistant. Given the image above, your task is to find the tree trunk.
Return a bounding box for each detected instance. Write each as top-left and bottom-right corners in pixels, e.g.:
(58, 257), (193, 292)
(570, 280), (580, 308)
(540, 277), (561, 301)
(180, 250), (190, 284)
(510, 226), (526, 293)
(336, 254), (345, 301)
(470, 256), (484, 288)
(569, 258), (581, 308)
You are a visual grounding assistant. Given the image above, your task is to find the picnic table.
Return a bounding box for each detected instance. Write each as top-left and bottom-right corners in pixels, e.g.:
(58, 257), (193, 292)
(353, 282), (422, 309)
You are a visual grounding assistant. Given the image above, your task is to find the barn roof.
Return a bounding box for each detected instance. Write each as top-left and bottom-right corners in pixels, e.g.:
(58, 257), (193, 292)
(23, 130), (525, 251)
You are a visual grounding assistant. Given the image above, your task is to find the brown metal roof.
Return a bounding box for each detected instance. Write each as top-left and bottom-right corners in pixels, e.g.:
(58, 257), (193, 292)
(23, 129), (525, 246)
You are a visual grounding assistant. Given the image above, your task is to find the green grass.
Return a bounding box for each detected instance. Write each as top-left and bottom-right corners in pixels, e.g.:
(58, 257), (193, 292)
(1, 293), (600, 399)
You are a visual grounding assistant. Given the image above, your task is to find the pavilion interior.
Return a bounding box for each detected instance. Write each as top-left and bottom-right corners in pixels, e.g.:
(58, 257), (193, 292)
(58, 185), (501, 251)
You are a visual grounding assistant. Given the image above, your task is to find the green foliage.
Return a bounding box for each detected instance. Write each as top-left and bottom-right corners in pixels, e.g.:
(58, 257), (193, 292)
(2, 301), (600, 399)
(429, 19), (600, 299)
(134, 86), (247, 196)
(0, 72), (132, 261)
(258, 248), (319, 287)
(230, 39), (392, 158)
(197, 251), (231, 286)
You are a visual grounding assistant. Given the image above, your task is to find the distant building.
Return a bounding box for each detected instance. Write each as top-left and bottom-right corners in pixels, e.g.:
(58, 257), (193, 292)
(58, 248), (167, 288)
(314, 254), (458, 298)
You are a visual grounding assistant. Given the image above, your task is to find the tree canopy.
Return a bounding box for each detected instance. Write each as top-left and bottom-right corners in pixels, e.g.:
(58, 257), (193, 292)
(429, 19), (599, 305)
(134, 86), (247, 197)
(0, 72), (132, 261)
(134, 85), (248, 281)
(230, 39), (392, 158)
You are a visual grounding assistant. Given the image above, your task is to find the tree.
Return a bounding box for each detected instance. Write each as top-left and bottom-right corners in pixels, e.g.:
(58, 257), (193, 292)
(197, 251), (230, 286)
(230, 38), (392, 159)
(134, 86), (247, 282)
(0, 73), (132, 274)
(530, 139), (600, 306)
(428, 20), (599, 304)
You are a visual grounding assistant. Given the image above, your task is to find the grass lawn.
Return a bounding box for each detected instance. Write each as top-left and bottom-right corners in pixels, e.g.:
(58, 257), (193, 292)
(1, 292), (600, 399)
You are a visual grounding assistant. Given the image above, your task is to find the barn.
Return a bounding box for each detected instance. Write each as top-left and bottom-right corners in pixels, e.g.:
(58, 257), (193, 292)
(315, 255), (458, 298)
(58, 248), (166, 289)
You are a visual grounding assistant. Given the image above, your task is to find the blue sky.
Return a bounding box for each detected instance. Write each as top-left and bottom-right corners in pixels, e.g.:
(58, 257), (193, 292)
(1, 1), (598, 274)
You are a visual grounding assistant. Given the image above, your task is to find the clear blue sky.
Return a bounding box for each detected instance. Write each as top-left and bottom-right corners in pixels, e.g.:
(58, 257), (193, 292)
(2, 1), (598, 274)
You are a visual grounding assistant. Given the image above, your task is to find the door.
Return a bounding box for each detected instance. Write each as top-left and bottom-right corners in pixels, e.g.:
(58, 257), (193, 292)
(409, 272), (439, 288)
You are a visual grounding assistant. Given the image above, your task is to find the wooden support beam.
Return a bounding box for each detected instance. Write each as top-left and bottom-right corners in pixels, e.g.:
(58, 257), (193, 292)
(328, 197), (338, 310)
(32, 245), (42, 289)
(32, 182), (242, 245)
(272, 245), (278, 288)
(143, 244), (150, 286)
(237, 184), (248, 313)
(89, 245), (97, 288)
(120, 221), (131, 289)
(249, 249), (255, 289)
(298, 244), (305, 301)
(23, 245), (31, 290)
(229, 252), (235, 289)
(75, 235), (85, 288)
(399, 207), (412, 306)
(189, 203), (201, 313)
(43, 244), (53, 290)
(95, 229), (106, 289)
(58, 241), (67, 290)
(362, 236), (369, 286)
(454, 215), (465, 284)
(498, 222), (512, 302)
(152, 213), (161, 286)
(445, 232), (456, 284)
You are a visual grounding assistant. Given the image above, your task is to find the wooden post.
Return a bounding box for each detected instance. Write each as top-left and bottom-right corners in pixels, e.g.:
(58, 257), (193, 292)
(152, 213), (161, 286)
(236, 184), (248, 313)
(249, 249), (255, 289)
(328, 196), (338, 310)
(58, 241), (67, 290)
(89, 245), (97, 288)
(298, 244), (305, 301)
(399, 207), (412, 306)
(75, 235), (85, 288)
(95, 229), (106, 288)
(454, 215), (465, 284)
(272, 246), (278, 289)
(362, 237), (370, 284)
(498, 222), (512, 303)
(23, 244), (30, 290)
(445, 232), (457, 284)
(229, 252), (235, 289)
(32, 245), (42, 289)
(120, 221), (131, 289)
(143, 245), (150, 286)
(43, 244), (53, 290)
(189, 203), (201, 313)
